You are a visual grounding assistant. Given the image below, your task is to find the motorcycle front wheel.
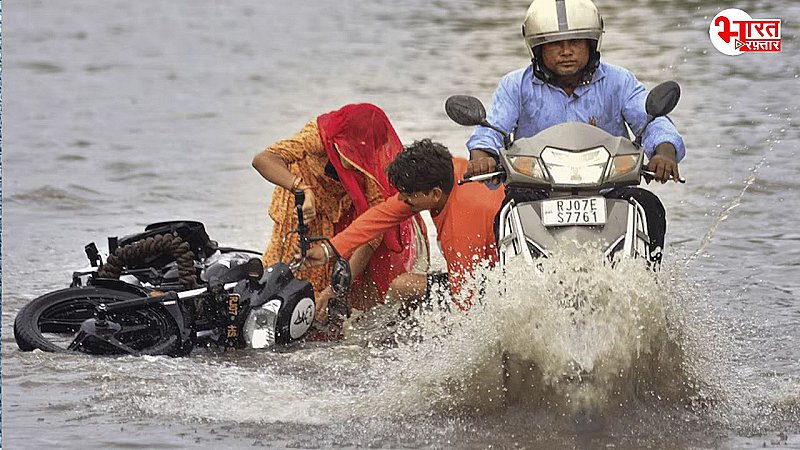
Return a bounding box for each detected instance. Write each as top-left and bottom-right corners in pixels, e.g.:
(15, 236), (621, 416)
(14, 286), (181, 356)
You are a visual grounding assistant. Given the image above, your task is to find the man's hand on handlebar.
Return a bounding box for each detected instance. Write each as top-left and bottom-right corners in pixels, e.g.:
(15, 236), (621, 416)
(464, 149), (499, 182)
(647, 143), (681, 183)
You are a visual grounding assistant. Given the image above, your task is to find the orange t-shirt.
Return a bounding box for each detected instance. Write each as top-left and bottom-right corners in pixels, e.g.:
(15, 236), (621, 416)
(331, 158), (505, 307)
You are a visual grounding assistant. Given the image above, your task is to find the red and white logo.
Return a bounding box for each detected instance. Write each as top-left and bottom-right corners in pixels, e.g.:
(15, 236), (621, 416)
(709, 8), (781, 55)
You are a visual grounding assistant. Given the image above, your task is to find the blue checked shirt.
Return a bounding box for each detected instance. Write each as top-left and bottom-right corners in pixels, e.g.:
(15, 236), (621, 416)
(466, 62), (686, 161)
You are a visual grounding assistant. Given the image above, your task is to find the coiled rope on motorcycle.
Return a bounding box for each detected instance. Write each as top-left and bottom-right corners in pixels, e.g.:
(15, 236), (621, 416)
(97, 233), (197, 289)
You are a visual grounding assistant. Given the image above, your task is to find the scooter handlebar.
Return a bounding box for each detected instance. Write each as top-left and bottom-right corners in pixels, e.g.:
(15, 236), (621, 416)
(459, 170), (506, 185)
(460, 168), (684, 186)
(641, 168), (686, 184)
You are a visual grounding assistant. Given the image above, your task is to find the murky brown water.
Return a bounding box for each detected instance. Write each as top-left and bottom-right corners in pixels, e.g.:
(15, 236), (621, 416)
(2, 1), (799, 448)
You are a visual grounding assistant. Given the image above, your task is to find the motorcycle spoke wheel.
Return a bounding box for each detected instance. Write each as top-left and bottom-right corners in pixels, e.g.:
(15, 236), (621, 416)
(14, 286), (181, 356)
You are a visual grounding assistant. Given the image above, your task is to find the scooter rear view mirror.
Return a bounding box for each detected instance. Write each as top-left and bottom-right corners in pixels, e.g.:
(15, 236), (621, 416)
(445, 95), (512, 148)
(645, 81), (681, 118)
(445, 95), (487, 126)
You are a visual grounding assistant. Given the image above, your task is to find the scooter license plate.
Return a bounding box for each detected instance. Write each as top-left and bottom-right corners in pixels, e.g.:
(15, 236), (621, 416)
(541, 197), (606, 226)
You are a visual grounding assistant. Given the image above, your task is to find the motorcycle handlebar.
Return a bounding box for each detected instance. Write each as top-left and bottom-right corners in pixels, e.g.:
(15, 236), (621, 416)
(101, 281), (242, 314)
(177, 282), (239, 300)
(293, 190), (310, 260)
(286, 193), (347, 280)
(294, 189), (305, 207)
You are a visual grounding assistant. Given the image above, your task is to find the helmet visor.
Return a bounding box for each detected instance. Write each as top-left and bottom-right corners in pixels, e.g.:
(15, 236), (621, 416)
(525, 29), (602, 49)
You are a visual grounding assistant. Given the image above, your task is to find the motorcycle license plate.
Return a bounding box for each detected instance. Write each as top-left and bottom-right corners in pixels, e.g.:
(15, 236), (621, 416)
(541, 197), (606, 226)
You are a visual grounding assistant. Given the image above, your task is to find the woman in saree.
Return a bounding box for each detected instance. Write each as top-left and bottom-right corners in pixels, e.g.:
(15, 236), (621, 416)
(252, 103), (428, 324)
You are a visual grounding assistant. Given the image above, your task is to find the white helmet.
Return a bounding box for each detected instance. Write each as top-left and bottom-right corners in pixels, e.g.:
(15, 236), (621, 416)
(522, 0), (604, 83)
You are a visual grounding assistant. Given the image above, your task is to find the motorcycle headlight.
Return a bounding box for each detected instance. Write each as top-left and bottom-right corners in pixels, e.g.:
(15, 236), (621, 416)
(607, 154), (640, 179)
(508, 155), (546, 180)
(242, 299), (281, 349)
(541, 146), (610, 185)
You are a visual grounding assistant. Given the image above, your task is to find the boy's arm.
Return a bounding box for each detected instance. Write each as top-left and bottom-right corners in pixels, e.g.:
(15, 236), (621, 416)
(331, 194), (413, 257)
(300, 194), (414, 268)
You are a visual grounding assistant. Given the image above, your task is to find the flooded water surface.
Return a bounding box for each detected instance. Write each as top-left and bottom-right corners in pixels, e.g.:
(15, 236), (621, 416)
(2, 1), (799, 448)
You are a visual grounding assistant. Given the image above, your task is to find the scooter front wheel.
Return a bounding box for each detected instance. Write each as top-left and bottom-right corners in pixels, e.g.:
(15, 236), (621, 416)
(14, 286), (180, 356)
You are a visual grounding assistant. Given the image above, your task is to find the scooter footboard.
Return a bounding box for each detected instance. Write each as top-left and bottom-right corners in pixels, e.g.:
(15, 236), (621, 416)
(496, 197), (650, 264)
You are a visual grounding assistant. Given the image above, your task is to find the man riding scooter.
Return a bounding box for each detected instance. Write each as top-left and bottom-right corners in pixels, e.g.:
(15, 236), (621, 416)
(465, 0), (685, 263)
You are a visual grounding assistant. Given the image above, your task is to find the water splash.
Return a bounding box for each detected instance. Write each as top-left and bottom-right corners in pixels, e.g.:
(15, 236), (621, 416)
(688, 156), (767, 264)
(63, 247), (770, 437)
(356, 246), (709, 420)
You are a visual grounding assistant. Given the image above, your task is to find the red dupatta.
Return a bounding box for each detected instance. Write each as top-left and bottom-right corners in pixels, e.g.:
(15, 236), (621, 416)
(317, 104), (422, 295)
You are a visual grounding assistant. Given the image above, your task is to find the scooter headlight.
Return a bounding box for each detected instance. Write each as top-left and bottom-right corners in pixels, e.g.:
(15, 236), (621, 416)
(541, 146), (610, 185)
(508, 155), (547, 181)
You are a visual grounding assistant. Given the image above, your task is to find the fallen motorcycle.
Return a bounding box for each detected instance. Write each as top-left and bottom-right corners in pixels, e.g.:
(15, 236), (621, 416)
(13, 190), (351, 356)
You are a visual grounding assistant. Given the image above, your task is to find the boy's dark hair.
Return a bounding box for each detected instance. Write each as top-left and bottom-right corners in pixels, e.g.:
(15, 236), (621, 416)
(387, 139), (455, 194)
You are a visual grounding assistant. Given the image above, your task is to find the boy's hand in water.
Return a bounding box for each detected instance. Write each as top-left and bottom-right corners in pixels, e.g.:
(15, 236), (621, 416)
(314, 286), (333, 324)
